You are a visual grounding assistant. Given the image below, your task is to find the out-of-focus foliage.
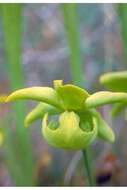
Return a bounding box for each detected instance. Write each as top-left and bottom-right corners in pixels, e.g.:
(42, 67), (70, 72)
(117, 4), (127, 62)
(62, 4), (83, 86)
(2, 4), (34, 186)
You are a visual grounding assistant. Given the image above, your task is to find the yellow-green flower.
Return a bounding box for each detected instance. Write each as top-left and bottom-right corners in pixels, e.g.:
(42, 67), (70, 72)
(5, 80), (127, 150)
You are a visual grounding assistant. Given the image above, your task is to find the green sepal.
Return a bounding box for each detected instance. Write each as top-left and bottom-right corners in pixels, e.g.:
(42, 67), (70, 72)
(111, 102), (127, 117)
(42, 111), (97, 150)
(91, 110), (115, 143)
(6, 87), (62, 109)
(0, 95), (7, 103)
(85, 91), (127, 109)
(24, 102), (61, 128)
(100, 71), (127, 92)
(56, 84), (89, 110)
(124, 109), (127, 121)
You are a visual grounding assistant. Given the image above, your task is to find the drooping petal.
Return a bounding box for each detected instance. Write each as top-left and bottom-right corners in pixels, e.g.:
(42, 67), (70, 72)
(56, 84), (90, 110)
(24, 102), (61, 128)
(6, 87), (62, 109)
(42, 111), (97, 150)
(91, 110), (115, 143)
(100, 71), (127, 92)
(85, 91), (127, 109)
(124, 109), (127, 121)
(111, 102), (127, 117)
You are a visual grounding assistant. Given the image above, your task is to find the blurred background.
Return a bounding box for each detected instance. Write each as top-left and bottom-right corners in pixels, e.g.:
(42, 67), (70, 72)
(0, 3), (127, 186)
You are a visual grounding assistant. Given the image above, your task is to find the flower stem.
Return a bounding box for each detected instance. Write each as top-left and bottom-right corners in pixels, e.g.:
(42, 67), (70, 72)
(82, 148), (95, 186)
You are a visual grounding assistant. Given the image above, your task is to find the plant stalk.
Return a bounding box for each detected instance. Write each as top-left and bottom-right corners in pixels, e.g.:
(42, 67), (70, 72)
(82, 148), (95, 186)
(62, 3), (84, 86)
(117, 4), (127, 64)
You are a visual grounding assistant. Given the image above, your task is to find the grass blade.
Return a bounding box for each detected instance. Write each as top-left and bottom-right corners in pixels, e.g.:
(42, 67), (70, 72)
(2, 4), (34, 186)
(117, 4), (127, 62)
(62, 4), (84, 86)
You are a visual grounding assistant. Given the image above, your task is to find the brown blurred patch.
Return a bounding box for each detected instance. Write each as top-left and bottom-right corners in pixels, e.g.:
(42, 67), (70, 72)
(96, 152), (125, 186)
(35, 151), (54, 186)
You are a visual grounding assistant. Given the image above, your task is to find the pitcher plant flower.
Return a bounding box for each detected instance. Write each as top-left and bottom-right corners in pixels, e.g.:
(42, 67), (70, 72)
(100, 71), (127, 117)
(5, 80), (127, 150)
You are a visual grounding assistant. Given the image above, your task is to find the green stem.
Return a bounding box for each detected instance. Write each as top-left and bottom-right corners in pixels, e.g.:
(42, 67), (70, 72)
(62, 4), (95, 186)
(117, 4), (127, 64)
(62, 3), (84, 86)
(82, 149), (95, 186)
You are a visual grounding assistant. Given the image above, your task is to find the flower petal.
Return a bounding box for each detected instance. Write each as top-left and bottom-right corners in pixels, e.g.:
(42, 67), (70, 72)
(111, 103), (127, 117)
(42, 111), (97, 150)
(91, 110), (115, 143)
(24, 102), (61, 128)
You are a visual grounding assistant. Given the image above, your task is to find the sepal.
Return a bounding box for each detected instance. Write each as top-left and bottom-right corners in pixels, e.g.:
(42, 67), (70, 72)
(24, 102), (60, 128)
(6, 87), (62, 108)
(91, 110), (115, 143)
(85, 91), (127, 109)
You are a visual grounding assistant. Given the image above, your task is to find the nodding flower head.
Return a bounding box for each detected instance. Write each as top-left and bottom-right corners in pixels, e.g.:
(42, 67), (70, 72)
(42, 111), (97, 150)
(5, 79), (127, 150)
